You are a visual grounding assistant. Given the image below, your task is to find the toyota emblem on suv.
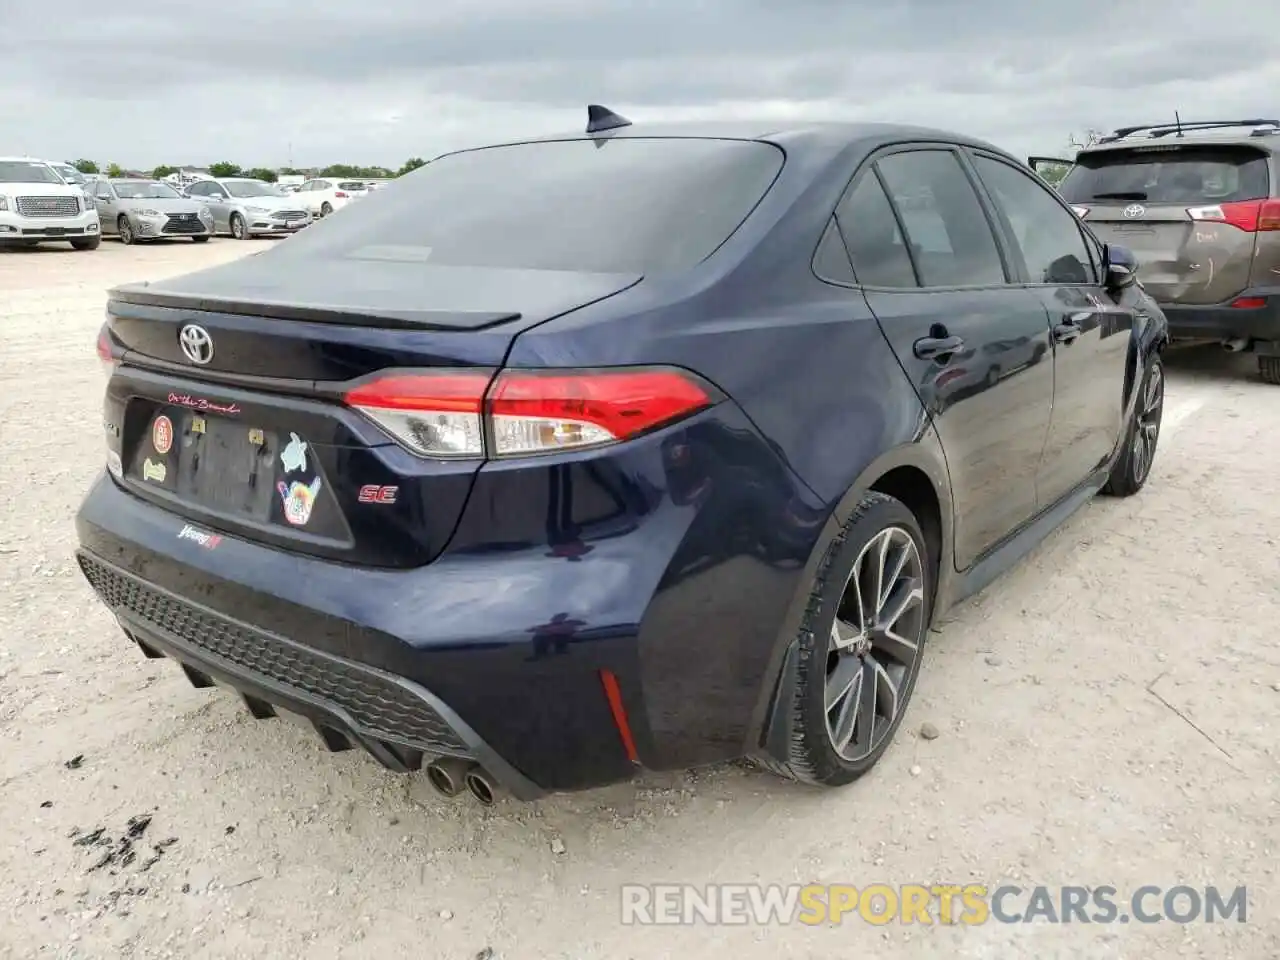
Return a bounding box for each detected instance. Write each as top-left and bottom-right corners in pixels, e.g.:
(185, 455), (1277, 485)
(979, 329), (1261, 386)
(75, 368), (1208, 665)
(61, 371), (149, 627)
(1122, 203), (1146, 219)
(179, 324), (214, 365)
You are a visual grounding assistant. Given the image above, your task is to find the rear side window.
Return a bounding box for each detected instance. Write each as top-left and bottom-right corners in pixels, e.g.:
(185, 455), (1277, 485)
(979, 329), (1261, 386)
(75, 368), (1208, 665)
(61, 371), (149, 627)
(1059, 146), (1271, 204)
(834, 174), (917, 287)
(874, 150), (1007, 287)
(279, 138), (785, 274)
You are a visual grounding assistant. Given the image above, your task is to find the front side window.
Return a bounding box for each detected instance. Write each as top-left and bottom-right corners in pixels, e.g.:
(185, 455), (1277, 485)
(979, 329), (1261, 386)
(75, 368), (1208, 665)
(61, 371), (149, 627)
(273, 137), (786, 274)
(874, 150), (1007, 287)
(972, 154), (1095, 285)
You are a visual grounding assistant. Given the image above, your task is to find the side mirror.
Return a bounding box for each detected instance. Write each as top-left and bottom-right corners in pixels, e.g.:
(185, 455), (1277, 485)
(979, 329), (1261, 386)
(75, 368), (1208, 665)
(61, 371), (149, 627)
(1103, 243), (1139, 291)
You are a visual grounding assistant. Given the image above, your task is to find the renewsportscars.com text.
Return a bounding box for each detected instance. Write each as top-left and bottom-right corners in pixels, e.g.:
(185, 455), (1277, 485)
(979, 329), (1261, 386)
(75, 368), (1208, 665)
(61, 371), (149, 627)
(620, 883), (1248, 926)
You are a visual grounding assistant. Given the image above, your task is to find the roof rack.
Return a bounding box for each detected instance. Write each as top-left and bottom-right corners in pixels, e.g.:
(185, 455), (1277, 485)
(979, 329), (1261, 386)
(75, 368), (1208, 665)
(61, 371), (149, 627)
(1099, 119), (1280, 143)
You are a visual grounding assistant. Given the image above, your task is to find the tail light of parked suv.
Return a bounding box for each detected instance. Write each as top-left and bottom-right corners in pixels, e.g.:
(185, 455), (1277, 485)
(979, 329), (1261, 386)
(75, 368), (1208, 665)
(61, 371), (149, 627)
(1187, 199), (1280, 232)
(343, 367), (717, 459)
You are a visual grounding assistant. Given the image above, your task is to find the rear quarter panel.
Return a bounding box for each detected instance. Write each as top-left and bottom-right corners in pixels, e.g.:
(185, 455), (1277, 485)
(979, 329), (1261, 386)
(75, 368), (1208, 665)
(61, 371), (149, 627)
(502, 140), (948, 764)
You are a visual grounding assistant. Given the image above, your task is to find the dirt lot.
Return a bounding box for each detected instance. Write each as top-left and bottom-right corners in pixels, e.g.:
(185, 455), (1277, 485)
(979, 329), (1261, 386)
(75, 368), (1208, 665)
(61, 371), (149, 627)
(1, 240), (1277, 959)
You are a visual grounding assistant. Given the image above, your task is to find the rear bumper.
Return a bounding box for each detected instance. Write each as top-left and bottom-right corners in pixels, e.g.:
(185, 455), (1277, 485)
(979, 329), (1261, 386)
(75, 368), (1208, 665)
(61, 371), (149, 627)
(74, 403), (827, 795)
(78, 550), (540, 796)
(1159, 288), (1280, 342)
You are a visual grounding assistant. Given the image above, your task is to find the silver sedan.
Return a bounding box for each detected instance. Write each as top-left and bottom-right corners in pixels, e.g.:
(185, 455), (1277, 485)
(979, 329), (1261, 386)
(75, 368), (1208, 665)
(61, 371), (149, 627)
(92, 179), (214, 243)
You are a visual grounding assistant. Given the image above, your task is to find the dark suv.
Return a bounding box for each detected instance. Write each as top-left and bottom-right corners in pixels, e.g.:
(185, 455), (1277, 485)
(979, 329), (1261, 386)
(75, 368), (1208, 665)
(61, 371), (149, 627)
(1034, 118), (1280, 384)
(77, 111), (1168, 804)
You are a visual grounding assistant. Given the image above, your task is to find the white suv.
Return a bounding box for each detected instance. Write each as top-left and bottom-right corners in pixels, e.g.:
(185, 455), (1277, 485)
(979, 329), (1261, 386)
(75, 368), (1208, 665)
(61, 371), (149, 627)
(0, 157), (102, 250)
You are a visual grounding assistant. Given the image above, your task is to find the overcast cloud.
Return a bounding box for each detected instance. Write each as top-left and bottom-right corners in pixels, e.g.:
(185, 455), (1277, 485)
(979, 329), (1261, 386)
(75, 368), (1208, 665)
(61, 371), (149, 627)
(4, 0), (1278, 169)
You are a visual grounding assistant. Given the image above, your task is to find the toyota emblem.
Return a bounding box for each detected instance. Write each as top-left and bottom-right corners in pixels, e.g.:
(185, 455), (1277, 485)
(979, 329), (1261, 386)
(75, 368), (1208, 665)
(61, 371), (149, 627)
(178, 324), (214, 365)
(1122, 203), (1146, 219)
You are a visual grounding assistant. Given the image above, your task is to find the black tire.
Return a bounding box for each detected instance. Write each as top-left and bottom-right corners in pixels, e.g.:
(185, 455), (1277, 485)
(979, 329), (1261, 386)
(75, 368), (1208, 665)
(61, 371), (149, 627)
(230, 213), (248, 240)
(1259, 356), (1280, 386)
(770, 491), (933, 787)
(117, 216), (134, 245)
(191, 235), (210, 243)
(1102, 353), (1164, 497)
(320, 201), (333, 217)
(70, 236), (101, 251)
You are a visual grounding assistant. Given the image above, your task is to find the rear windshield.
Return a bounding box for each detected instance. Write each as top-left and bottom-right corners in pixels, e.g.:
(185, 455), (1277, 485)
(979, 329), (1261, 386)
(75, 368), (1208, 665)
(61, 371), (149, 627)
(1060, 146), (1270, 204)
(275, 138), (786, 273)
(337, 181), (366, 191)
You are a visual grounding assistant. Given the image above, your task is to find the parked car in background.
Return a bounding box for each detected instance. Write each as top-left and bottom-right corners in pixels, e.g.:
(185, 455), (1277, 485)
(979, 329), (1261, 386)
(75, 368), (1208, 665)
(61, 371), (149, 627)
(294, 177), (369, 218)
(46, 161), (97, 203)
(0, 156), (100, 250)
(80, 108), (1167, 804)
(92, 178), (213, 244)
(1032, 118), (1280, 384)
(183, 177), (309, 239)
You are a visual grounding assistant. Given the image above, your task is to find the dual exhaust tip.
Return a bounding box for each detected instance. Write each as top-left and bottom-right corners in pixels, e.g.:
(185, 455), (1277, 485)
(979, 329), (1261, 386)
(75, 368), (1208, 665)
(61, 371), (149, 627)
(425, 756), (498, 806)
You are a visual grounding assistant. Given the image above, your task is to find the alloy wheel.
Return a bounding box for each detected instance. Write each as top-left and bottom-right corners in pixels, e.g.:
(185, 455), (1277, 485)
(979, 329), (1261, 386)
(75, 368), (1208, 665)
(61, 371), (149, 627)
(824, 526), (926, 762)
(231, 215), (245, 239)
(1131, 363), (1163, 484)
(119, 218), (133, 244)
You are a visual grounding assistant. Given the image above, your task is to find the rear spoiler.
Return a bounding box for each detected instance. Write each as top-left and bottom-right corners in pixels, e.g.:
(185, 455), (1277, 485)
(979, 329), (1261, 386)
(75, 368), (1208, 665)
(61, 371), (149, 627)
(1028, 156), (1075, 188)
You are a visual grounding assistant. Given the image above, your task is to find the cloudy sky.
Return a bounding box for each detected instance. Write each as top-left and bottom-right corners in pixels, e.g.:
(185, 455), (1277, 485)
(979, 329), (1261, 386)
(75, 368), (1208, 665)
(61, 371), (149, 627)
(5, 0), (1278, 170)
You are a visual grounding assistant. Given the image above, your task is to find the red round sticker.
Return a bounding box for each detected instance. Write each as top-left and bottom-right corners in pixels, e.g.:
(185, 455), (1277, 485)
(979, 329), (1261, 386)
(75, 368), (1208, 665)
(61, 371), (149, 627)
(152, 416), (174, 455)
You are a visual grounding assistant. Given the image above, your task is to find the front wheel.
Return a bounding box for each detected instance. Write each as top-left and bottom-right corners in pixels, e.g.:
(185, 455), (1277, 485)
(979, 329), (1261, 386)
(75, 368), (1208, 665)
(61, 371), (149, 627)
(70, 236), (101, 251)
(320, 202), (333, 217)
(1102, 353), (1164, 497)
(770, 491), (932, 787)
(117, 216), (135, 245)
(230, 213), (248, 240)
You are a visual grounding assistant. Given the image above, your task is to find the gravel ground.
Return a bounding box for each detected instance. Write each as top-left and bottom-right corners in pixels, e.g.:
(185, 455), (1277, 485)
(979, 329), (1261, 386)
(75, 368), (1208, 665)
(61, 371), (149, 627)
(1, 240), (1277, 959)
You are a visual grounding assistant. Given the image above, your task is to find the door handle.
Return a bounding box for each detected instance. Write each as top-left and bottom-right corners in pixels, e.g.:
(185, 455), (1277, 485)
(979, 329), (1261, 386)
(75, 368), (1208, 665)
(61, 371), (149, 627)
(913, 334), (965, 360)
(1053, 318), (1081, 344)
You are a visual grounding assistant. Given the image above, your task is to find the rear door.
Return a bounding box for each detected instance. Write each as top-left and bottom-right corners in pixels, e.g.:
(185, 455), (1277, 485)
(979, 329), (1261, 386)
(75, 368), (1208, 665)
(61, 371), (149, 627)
(1059, 143), (1270, 304)
(841, 146), (1055, 570)
(968, 151), (1134, 508)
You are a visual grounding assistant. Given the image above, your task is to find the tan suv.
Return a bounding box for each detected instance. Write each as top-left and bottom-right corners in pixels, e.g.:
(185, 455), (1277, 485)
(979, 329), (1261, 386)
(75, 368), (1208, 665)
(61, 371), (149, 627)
(1033, 119), (1280, 384)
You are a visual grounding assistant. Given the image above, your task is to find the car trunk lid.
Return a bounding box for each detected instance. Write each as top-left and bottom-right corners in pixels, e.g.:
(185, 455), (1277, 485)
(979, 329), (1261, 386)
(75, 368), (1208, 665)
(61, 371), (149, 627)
(103, 259), (641, 568)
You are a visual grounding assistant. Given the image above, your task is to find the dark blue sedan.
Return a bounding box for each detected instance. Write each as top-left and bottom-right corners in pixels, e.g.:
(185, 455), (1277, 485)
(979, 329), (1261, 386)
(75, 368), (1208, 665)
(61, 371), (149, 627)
(77, 107), (1168, 803)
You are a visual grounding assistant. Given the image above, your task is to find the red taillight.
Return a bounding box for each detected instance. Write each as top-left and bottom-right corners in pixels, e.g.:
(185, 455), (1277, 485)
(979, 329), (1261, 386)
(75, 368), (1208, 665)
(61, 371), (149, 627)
(343, 370), (490, 458)
(1230, 297), (1267, 309)
(1187, 199), (1280, 232)
(343, 366), (714, 460)
(334, 191), (348, 198)
(96, 323), (117, 376)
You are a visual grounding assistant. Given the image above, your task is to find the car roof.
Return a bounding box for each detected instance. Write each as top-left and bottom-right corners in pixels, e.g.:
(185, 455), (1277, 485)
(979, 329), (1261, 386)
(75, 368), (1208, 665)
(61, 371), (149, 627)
(444, 119), (1020, 165)
(0, 156), (53, 163)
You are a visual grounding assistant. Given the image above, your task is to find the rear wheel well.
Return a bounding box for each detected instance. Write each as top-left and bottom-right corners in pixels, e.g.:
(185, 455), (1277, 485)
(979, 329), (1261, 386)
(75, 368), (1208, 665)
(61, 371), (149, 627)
(870, 467), (943, 600)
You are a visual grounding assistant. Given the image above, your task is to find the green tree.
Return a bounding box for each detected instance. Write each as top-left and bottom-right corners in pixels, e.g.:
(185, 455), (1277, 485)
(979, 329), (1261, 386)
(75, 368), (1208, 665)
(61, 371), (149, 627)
(208, 161), (242, 178)
(73, 159), (100, 174)
(105, 162), (124, 178)
(244, 167), (279, 182)
(397, 157), (426, 177)
(278, 167), (307, 177)
(152, 164), (178, 180)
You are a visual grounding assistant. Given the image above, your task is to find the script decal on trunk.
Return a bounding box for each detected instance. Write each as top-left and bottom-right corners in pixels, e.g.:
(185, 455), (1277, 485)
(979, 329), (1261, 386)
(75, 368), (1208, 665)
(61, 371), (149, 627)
(177, 524), (223, 549)
(277, 476), (322, 527)
(167, 392), (242, 416)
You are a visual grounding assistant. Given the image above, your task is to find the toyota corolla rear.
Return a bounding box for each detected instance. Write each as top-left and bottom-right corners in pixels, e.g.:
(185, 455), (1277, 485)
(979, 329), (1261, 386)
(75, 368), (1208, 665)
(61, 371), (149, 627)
(75, 132), (809, 799)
